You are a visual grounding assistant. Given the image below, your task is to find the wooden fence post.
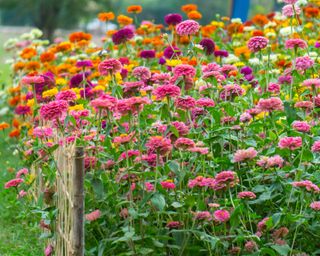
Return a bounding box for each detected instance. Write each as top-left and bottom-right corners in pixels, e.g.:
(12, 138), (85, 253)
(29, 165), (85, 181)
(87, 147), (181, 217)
(72, 146), (85, 256)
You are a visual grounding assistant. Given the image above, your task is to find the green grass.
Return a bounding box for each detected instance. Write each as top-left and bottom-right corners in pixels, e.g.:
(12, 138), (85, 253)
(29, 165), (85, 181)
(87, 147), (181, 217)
(0, 42), (43, 255)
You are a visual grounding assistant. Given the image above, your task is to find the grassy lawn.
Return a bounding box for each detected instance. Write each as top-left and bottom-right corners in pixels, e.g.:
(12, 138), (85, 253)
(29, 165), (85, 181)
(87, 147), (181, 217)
(0, 39), (43, 255)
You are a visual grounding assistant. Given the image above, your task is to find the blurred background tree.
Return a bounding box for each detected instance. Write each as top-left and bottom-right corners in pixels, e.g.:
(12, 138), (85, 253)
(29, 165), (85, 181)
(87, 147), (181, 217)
(0, 0), (112, 41)
(0, 0), (280, 41)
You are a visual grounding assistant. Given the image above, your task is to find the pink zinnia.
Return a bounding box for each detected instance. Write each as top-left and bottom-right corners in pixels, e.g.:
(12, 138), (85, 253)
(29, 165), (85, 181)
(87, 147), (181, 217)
(234, 147), (257, 162)
(247, 36), (268, 52)
(310, 201), (320, 211)
(174, 137), (195, 149)
(278, 137), (302, 150)
(132, 66), (151, 81)
(220, 84), (245, 100)
(55, 90), (77, 101)
(44, 244), (53, 256)
(195, 211), (211, 220)
(144, 182), (154, 192)
(16, 168), (28, 178)
(90, 95), (117, 110)
(311, 141), (320, 152)
(238, 191), (256, 200)
(18, 190), (27, 198)
(175, 96), (196, 110)
(257, 155), (284, 169)
(98, 58), (122, 75)
(302, 78), (320, 88)
(173, 64), (196, 78)
(282, 4), (301, 17)
(196, 98), (215, 107)
(292, 180), (320, 193)
(33, 127), (53, 138)
(292, 121), (310, 133)
(295, 56), (314, 71)
(39, 100), (68, 121)
(294, 101), (313, 109)
(160, 180), (176, 190)
(285, 39), (307, 49)
(153, 84), (181, 100)
(213, 171), (238, 190)
(166, 221), (181, 229)
(85, 210), (101, 221)
(214, 210), (230, 223)
(4, 178), (24, 189)
(268, 83), (281, 94)
(21, 75), (44, 85)
(172, 121), (189, 136)
(257, 97), (284, 112)
(145, 136), (172, 155)
(176, 20), (200, 36)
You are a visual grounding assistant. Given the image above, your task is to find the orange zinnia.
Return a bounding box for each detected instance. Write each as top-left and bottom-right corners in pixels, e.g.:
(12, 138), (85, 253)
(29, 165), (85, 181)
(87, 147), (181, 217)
(127, 5), (143, 14)
(98, 12), (115, 22)
(20, 48), (37, 59)
(9, 129), (20, 138)
(69, 32), (92, 43)
(26, 61), (41, 71)
(40, 52), (55, 63)
(12, 119), (20, 128)
(252, 14), (269, 27)
(187, 11), (202, 20)
(13, 62), (25, 72)
(0, 122), (9, 130)
(117, 15), (133, 26)
(181, 4), (197, 13)
(56, 42), (72, 52)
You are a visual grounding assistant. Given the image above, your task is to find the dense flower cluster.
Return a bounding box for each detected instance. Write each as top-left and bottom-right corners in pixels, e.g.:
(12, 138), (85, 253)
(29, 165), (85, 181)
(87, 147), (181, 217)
(3, 2), (320, 255)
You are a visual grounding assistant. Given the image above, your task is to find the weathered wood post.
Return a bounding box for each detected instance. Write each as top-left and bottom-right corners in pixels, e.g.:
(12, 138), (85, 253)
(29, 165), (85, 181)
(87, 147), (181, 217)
(72, 146), (85, 256)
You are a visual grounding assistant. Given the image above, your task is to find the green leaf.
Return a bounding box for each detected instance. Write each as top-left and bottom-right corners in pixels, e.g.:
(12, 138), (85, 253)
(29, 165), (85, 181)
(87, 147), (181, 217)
(260, 247), (277, 256)
(92, 178), (105, 200)
(271, 244), (291, 256)
(171, 202), (183, 208)
(151, 193), (166, 211)
(168, 160), (180, 173)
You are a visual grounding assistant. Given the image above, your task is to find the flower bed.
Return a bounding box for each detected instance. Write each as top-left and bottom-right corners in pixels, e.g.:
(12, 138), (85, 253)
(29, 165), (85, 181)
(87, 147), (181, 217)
(3, 1), (320, 255)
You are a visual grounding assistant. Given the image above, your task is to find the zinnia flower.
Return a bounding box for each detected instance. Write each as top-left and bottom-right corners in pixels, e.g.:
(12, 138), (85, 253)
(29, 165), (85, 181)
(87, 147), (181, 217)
(214, 210), (230, 223)
(112, 28), (134, 45)
(85, 210), (101, 221)
(285, 39), (307, 49)
(247, 36), (268, 52)
(164, 13), (183, 26)
(311, 141), (320, 152)
(302, 78), (320, 88)
(295, 56), (314, 71)
(139, 50), (156, 59)
(39, 100), (68, 121)
(199, 38), (215, 55)
(153, 84), (181, 100)
(234, 147), (257, 162)
(238, 191), (257, 199)
(160, 180), (176, 190)
(145, 136), (172, 155)
(292, 121), (310, 133)
(282, 4), (301, 17)
(98, 58), (122, 75)
(278, 137), (302, 150)
(5, 178), (24, 189)
(310, 201), (320, 211)
(175, 96), (196, 110)
(176, 20), (200, 36)
(257, 97), (284, 112)
(173, 64), (196, 78)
